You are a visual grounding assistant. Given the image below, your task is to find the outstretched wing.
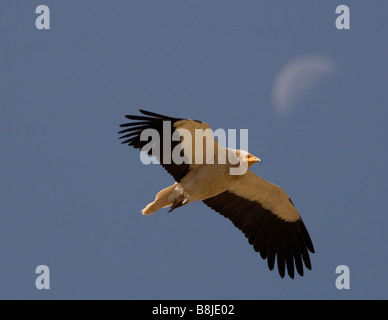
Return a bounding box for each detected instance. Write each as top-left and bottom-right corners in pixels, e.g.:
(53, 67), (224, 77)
(118, 109), (213, 182)
(203, 171), (314, 278)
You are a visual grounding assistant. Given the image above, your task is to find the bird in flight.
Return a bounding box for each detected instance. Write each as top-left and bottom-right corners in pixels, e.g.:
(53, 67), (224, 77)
(118, 109), (314, 278)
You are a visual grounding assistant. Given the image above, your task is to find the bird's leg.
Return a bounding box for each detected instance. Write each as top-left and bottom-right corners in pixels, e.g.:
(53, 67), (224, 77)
(168, 194), (188, 213)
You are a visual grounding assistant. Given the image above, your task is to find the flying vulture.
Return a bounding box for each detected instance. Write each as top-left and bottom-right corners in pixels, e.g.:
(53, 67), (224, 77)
(118, 110), (315, 278)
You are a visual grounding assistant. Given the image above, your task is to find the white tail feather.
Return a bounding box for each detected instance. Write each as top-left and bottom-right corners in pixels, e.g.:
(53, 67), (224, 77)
(141, 184), (176, 215)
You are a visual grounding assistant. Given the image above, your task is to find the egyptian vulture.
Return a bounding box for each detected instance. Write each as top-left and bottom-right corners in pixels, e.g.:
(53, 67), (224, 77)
(118, 110), (314, 278)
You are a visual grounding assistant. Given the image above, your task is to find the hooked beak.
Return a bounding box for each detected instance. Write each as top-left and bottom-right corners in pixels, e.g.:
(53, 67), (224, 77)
(253, 157), (262, 164)
(248, 156), (262, 166)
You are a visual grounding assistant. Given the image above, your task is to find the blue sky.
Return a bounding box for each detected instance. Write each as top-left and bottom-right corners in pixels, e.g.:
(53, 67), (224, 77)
(0, 1), (387, 299)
